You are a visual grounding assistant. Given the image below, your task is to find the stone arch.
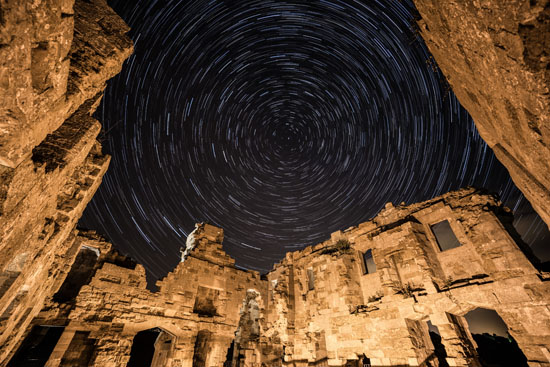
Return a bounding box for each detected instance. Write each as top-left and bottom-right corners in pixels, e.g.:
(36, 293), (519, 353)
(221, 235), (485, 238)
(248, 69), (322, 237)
(463, 308), (528, 367)
(193, 329), (213, 367)
(127, 327), (176, 367)
(443, 312), (481, 367)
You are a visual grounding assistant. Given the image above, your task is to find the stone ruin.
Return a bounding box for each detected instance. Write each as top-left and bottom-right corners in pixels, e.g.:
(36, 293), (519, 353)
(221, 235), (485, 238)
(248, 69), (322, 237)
(0, 0), (549, 367)
(2, 190), (550, 367)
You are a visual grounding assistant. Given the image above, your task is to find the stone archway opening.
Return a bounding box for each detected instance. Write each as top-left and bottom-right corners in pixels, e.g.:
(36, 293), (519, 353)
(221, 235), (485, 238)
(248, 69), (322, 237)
(426, 320), (449, 367)
(464, 308), (528, 367)
(193, 330), (212, 367)
(358, 354), (372, 367)
(127, 327), (175, 367)
(7, 325), (65, 367)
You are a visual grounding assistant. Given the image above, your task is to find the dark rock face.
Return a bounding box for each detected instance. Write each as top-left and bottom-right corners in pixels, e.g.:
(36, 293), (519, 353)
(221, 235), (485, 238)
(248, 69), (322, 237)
(412, 0), (550, 228)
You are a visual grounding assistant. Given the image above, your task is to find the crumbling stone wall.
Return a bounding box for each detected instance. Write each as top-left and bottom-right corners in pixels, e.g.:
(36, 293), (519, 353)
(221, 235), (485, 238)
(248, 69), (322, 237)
(262, 188), (550, 367)
(20, 224), (267, 367)
(1, 2), (550, 367)
(0, 0), (132, 365)
(411, 0), (550, 228)
(9, 190), (548, 367)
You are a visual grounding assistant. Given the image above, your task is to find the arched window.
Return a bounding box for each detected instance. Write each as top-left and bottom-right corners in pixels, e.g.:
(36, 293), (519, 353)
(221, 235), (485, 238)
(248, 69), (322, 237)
(362, 249), (376, 274)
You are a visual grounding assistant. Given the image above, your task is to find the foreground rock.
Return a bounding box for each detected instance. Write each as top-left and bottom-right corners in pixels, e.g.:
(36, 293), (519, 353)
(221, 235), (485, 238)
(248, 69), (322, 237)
(0, 0), (132, 364)
(412, 0), (550, 228)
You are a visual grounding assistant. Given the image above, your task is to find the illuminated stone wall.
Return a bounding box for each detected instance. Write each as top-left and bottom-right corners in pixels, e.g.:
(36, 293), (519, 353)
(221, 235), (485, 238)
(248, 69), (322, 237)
(412, 0), (550, 228)
(1, 1), (550, 367)
(263, 188), (550, 367)
(10, 190), (549, 367)
(25, 224), (266, 367)
(0, 0), (132, 364)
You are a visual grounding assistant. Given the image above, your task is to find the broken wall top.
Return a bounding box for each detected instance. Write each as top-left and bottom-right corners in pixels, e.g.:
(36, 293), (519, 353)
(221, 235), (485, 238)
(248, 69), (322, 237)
(412, 0), (550, 227)
(0, 0), (133, 168)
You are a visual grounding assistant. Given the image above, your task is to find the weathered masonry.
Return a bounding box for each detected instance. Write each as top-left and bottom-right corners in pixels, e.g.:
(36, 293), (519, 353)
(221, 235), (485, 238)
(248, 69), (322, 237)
(412, 0), (550, 229)
(4, 189), (550, 367)
(0, 0), (133, 364)
(1, 0), (550, 367)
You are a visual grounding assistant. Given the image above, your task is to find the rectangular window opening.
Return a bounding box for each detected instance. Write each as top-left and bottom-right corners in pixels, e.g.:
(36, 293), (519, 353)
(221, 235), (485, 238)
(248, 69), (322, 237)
(362, 249), (376, 274)
(307, 268), (314, 291)
(431, 220), (461, 251)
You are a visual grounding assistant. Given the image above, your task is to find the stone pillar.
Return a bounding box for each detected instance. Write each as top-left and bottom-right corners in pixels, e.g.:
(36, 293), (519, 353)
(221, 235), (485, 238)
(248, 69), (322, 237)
(44, 328), (77, 367)
(171, 332), (199, 367)
(430, 312), (480, 367)
(89, 333), (133, 367)
(206, 335), (234, 367)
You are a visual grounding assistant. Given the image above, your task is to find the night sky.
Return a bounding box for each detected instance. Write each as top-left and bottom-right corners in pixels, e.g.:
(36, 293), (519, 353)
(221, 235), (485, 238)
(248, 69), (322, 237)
(80, 0), (550, 283)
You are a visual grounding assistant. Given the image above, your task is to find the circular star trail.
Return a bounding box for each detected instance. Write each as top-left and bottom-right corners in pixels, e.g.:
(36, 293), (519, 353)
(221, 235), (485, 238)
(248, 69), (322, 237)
(81, 0), (549, 283)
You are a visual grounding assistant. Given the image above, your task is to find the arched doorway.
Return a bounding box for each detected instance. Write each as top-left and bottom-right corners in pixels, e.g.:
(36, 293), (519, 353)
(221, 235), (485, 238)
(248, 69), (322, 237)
(193, 330), (212, 367)
(127, 328), (175, 367)
(464, 308), (528, 367)
(8, 325), (65, 367)
(427, 320), (449, 367)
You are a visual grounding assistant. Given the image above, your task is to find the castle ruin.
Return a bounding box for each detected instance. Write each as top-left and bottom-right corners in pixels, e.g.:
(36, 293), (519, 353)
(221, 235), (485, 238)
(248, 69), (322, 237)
(0, 0), (549, 366)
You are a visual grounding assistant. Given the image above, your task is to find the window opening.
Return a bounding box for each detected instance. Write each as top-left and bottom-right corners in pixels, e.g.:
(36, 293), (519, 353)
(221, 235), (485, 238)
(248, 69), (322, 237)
(362, 249), (376, 274)
(307, 268), (315, 290)
(464, 308), (528, 367)
(431, 220), (461, 251)
(8, 325), (65, 367)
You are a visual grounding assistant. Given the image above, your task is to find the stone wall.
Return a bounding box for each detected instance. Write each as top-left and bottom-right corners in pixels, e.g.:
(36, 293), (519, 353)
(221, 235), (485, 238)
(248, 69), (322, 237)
(411, 0), (550, 228)
(8, 190), (549, 367)
(262, 188), (550, 367)
(18, 224), (266, 367)
(1, 2), (550, 367)
(0, 0), (132, 365)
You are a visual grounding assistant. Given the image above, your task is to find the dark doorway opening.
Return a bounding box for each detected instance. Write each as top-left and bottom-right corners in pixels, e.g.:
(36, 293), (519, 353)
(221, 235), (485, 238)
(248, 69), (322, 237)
(127, 328), (160, 367)
(53, 246), (98, 303)
(193, 330), (212, 367)
(127, 328), (174, 367)
(464, 308), (528, 367)
(223, 340), (235, 367)
(427, 320), (449, 367)
(8, 325), (65, 367)
(358, 354), (372, 367)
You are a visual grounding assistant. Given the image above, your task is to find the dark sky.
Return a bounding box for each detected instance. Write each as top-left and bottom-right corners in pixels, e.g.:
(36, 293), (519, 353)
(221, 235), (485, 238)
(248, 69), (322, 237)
(80, 0), (550, 283)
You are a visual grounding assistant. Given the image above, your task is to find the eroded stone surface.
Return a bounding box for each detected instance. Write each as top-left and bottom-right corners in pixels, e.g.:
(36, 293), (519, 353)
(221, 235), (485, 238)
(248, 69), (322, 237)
(0, 0), (132, 168)
(1, 2), (550, 367)
(412, 0), (550, 228)
(0, 0), (132, 364)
